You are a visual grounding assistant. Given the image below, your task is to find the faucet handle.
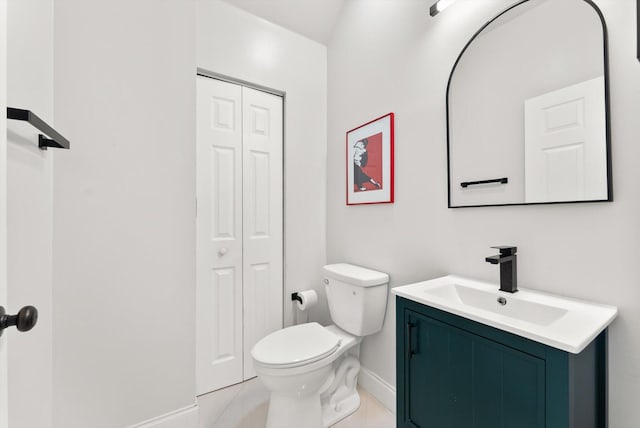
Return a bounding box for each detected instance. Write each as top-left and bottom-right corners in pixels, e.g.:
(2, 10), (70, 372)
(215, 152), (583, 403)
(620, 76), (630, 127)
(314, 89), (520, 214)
(491, 246), (517, 256)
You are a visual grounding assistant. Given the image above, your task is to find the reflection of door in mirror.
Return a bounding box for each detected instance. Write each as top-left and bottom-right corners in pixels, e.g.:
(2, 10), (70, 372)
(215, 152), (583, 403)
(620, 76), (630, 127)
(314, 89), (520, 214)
(524, 77), (607, 203)
(447, 0), (611, 208)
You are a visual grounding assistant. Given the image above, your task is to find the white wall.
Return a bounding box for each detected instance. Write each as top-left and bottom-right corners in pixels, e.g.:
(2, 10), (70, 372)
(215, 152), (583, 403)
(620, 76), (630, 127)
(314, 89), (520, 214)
(52, 1), (197, 427)
(197, 0), (329, 327)
(6, 0), (53, 427)
(327, 0), (640, 425)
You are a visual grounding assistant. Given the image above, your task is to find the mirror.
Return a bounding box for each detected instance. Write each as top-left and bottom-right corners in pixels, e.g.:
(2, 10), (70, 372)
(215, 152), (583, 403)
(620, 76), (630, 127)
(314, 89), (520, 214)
(447, 0), (611, 208)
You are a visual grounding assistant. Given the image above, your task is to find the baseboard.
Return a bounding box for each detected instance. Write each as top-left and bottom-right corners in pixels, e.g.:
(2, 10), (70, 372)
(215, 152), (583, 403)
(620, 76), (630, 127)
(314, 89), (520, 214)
(358, 366), (396, 414)
(127, 404), (198, 428)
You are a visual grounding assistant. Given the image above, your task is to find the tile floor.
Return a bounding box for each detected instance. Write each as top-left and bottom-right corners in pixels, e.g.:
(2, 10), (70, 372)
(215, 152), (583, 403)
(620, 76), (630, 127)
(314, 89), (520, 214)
(197, 377), (396, 428)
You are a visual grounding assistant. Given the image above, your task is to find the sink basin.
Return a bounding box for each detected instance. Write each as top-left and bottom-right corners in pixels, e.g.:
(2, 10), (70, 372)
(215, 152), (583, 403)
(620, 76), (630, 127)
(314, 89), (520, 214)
(424, 283), (568, 326)
(392, 275), (618, 354)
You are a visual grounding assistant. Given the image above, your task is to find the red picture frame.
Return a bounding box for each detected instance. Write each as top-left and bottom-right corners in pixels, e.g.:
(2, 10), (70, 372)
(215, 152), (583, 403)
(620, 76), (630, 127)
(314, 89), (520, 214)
(346, 113), (394, 205)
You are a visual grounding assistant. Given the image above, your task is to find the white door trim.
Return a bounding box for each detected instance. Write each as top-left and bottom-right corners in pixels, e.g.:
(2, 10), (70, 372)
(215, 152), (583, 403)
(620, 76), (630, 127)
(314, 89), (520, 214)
(196, 68), (285, 98)
(0, 0), (9, 425)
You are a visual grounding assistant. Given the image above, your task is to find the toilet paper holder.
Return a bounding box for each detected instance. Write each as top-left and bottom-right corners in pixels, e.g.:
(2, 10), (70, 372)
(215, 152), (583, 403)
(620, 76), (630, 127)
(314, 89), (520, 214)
(291, 292), (303, 304)
(291, 290), (318, 312)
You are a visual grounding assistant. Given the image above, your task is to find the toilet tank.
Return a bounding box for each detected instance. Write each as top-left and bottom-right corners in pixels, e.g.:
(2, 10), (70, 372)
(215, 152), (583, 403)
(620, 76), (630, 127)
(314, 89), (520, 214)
(323, 263), (389, 337)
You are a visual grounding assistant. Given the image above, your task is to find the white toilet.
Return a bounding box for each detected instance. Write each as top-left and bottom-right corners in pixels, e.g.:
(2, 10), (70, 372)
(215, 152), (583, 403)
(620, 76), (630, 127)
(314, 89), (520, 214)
(251, 263), (389, 428)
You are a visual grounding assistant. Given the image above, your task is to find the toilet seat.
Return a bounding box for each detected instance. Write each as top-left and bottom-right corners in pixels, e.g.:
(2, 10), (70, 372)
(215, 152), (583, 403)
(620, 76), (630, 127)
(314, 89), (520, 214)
(252, 322), (341, 369)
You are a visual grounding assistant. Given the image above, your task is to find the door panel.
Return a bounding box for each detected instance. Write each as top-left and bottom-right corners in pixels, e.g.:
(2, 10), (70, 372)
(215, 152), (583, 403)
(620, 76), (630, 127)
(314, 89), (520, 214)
(210, 267), (238, 359)
(524, 76), (607, 202)
(0, 0), (7, 424)
(210, 147), (237, 239)
(242, 87), (283, 379)
(4, 1), (55, 425)
(196, 76), (243, 394)
(405, 310), (545, 428)
(502, 348), (546, 427)
(449, 328), (473, 427)
(406, 312), (451, 427)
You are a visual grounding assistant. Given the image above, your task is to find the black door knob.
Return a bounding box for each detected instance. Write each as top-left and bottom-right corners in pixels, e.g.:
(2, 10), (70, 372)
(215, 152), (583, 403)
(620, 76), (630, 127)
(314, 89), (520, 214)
(0, 305), (38, 336)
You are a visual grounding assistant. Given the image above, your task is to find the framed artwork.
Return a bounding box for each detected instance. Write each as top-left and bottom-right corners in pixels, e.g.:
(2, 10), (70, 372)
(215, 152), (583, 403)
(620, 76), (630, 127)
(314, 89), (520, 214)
(346, 113), (394, 205)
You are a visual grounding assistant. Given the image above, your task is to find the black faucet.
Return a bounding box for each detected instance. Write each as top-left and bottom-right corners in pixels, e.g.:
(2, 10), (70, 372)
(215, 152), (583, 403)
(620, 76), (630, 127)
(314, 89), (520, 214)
(485, 246), (518, 293)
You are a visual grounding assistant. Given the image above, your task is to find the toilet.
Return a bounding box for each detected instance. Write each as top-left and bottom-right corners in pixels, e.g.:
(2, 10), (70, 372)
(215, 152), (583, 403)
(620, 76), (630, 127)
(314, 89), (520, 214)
(251, 263), (389, 428)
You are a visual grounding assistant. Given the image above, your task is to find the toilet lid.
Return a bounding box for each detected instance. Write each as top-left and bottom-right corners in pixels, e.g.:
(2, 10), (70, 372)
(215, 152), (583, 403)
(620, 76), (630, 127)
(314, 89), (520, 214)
(251, 322), (341, 368)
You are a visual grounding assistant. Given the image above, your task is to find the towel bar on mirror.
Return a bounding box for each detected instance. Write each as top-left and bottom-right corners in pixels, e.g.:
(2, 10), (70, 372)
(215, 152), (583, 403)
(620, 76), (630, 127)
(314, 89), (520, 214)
(460, 177), (508, 188)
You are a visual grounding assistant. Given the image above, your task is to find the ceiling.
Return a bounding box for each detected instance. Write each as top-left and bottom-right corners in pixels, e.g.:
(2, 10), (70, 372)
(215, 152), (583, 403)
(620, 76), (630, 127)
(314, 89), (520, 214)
(220, 0), (346, 45)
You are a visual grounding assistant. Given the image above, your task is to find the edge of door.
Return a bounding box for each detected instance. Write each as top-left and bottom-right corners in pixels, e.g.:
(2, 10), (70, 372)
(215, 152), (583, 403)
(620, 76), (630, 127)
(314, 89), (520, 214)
(0, 0), (9, 425)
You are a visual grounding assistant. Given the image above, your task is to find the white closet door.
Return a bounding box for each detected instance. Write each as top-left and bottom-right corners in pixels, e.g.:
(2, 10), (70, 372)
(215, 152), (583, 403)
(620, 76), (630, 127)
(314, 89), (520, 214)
(196, 76), (244, 394)
(241, 87), (283, 379)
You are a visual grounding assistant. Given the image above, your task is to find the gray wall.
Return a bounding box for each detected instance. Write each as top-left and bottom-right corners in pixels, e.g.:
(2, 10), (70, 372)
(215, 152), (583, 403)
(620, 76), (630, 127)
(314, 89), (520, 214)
(52, 0), (197, 426)
(48, 1), (326, 425)
(326, 0), (640, 425)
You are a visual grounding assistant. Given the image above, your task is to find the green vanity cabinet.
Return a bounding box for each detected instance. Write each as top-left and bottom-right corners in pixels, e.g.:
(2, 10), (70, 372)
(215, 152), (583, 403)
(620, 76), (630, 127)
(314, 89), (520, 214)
(396, 297), (608, 428)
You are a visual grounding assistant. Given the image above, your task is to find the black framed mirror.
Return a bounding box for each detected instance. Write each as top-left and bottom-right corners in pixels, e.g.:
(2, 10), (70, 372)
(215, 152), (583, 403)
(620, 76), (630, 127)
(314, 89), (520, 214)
(446, 0), (612, 208)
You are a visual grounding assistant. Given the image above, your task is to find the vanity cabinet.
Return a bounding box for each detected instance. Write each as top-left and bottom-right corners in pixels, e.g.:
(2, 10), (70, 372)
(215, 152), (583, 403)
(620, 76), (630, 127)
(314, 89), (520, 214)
(396, 297), (607, 428)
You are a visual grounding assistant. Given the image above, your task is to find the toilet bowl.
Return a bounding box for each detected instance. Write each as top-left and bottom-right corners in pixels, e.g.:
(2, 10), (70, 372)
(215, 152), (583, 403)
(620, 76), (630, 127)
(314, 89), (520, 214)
(251, 263), (389, 428)
(253, 323), (361, 428)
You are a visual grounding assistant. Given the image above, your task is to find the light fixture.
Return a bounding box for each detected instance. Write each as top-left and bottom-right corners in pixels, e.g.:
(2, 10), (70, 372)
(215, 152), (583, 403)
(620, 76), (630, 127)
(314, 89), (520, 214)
(430, 0), (456, 17)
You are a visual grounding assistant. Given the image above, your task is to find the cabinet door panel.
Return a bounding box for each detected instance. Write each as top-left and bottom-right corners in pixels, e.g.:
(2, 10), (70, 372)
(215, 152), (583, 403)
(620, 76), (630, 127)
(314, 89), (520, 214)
(472, 338), (505, 426)
(449, 328), (474, 427)
(502, 350), (546, 428)
(406, 313), (451, 427)
(404, 310), (545, 428)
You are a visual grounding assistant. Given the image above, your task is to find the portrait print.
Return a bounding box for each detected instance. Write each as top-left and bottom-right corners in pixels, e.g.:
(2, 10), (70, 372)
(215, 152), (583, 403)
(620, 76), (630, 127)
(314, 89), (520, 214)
(346, 113), (394, 205)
